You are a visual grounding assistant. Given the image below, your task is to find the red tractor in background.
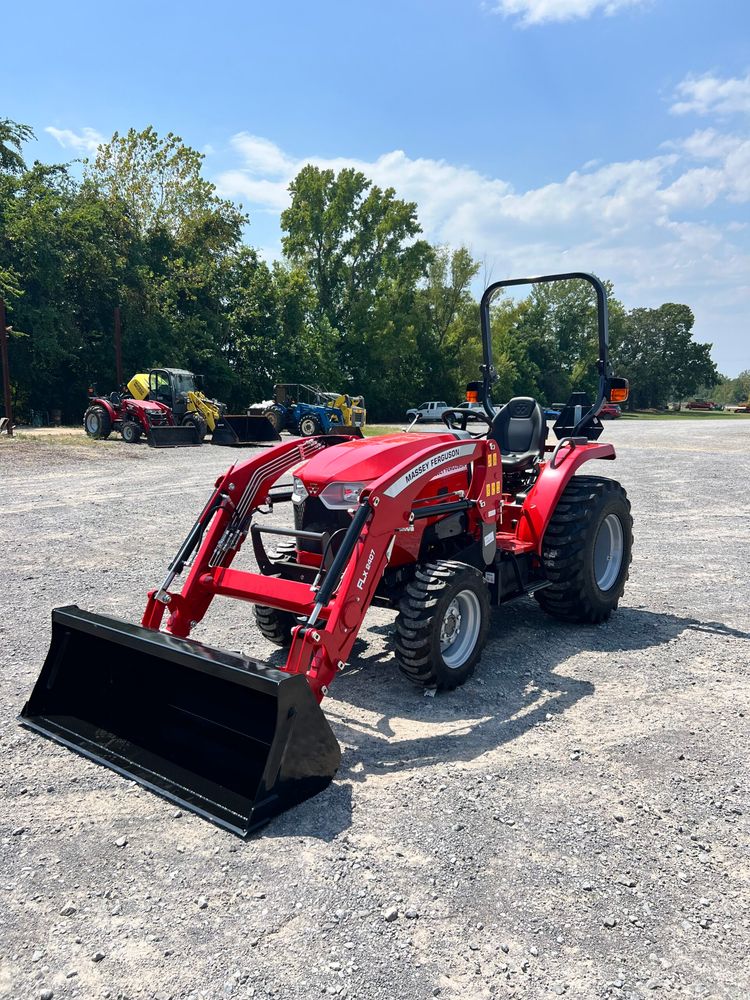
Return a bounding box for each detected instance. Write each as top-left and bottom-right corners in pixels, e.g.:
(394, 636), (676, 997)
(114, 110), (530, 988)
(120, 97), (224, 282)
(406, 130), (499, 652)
(83, 382), (199, 447)
(23, 272), (634, 837)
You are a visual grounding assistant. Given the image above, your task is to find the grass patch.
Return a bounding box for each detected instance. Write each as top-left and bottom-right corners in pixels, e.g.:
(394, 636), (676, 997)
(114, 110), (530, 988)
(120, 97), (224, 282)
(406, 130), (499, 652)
(4, 430), (99, 446)
(362, 424), (407, 436)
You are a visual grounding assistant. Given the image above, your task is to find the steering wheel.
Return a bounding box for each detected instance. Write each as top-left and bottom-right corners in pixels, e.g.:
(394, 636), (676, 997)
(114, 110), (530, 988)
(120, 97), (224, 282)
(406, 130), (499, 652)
(441, 408), (493, 438)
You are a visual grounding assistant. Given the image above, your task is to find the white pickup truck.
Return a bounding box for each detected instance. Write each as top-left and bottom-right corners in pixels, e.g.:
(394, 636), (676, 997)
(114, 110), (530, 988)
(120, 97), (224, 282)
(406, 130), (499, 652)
(405, 400), (450, 422)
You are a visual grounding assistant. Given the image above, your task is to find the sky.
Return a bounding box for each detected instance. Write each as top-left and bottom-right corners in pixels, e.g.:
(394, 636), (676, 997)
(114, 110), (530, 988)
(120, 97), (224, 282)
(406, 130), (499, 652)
(3, 0), (749, 375)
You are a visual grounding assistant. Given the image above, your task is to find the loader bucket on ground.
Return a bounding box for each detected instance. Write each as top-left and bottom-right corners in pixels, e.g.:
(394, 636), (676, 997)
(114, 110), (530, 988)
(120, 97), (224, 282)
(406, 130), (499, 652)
(147, 424), (201, 448)
(20, 607), (341, 837)
(212, 415), (281, 447)
(325, 425), (365, 438)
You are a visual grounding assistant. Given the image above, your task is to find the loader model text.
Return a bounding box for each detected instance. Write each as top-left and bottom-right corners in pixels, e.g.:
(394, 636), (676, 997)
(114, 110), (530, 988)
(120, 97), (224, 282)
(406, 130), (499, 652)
(357, 548), (376, 591)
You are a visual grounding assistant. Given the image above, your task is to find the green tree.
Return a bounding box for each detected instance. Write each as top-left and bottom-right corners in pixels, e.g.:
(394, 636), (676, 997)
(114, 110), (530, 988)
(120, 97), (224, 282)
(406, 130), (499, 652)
(611, 303), (717, 409)
(281, 165), (433, 414)
(85, 127), (244, 237)
(0, 119), (34, 175)
(415, 246), (481, 403)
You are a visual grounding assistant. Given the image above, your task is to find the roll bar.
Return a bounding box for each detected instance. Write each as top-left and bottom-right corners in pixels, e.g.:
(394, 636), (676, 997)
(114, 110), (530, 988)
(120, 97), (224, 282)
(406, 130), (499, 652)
(479, 272), (610, 437)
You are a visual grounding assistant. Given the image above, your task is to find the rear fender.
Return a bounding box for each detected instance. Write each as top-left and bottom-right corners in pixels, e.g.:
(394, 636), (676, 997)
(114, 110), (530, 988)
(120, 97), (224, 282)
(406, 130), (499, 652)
(91, 397), (117, 423)
(516, 442), (616, 552)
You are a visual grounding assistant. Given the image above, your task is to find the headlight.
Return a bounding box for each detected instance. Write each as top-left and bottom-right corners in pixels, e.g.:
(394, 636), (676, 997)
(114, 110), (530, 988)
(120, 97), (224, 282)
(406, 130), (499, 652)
(291, 476), (308, 505)
(319, 482), (366, 509)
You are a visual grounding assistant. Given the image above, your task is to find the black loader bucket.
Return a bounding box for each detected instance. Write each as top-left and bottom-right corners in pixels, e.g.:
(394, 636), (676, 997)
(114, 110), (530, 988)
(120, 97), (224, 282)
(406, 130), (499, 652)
(325, 425), (365, 438)
(20, 607), (341, 836)
(212, 415), (281, 447)
(147, 424), (201, 448)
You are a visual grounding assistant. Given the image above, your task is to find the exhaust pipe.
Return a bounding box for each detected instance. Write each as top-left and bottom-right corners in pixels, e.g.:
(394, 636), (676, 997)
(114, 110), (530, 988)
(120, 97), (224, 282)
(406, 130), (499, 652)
(20, 607), (341, 836)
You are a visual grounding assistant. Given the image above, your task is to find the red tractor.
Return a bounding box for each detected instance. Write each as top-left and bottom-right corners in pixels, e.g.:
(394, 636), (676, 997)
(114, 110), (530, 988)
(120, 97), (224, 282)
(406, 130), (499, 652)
(23, 272), (633, 837)
(83, 385), (199, 447)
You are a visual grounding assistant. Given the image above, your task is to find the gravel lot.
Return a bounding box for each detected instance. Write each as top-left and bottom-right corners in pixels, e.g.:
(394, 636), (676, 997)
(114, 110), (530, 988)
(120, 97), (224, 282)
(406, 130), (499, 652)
(1, 420), (748, 1000)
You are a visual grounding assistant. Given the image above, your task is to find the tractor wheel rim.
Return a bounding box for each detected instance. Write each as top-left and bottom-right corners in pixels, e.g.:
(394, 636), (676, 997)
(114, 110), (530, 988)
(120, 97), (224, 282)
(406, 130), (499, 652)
(440, 590), (481, 669)
(594, 513), (624, 591)
(86, 412), (100, 434)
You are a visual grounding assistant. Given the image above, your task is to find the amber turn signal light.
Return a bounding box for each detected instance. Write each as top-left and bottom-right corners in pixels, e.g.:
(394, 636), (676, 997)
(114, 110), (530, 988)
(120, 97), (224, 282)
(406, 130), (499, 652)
(606, 376), (629, 404)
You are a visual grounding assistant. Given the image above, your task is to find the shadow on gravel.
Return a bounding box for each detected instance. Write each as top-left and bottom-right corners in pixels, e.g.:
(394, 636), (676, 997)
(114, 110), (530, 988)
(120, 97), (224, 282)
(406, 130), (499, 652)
(261, 603), (748, 839)
(327, 603), (750, 780)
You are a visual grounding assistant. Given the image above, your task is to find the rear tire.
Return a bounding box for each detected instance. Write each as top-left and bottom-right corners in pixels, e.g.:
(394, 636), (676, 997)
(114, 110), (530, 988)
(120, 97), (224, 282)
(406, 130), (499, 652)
(264, 406), (285, 433)
(83, 405), (112, 440)
(535, 475), (632, 623)
(254, 605), (297, 646)
(121, 421), (142, 443)
(395, 560), (490, 690)
(297, 414), (322, 437)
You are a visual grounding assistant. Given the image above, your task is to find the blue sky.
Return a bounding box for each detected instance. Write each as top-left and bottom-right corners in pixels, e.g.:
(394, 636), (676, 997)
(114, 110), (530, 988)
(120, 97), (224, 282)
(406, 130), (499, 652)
(3, 0), (749, 374)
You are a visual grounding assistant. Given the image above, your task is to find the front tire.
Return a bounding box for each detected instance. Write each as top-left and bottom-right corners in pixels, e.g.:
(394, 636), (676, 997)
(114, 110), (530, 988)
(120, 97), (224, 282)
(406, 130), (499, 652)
(395, 560), (491, 690)
(120, 420), (142, 443)
(182, 413), (208, 441)
(83, 405), (112, 440)
(254, 605), (297, 646)
(297, 414), (322, 437)
(535, 475), (632, 623)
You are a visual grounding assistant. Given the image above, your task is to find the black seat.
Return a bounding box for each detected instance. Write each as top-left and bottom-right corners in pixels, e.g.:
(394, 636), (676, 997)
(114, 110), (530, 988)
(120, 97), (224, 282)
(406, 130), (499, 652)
(489, 397), (546, 472)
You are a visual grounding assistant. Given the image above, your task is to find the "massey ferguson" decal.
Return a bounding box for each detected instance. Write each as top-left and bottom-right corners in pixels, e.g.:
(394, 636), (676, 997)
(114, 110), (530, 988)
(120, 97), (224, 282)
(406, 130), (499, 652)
(383, 443), (476, 497)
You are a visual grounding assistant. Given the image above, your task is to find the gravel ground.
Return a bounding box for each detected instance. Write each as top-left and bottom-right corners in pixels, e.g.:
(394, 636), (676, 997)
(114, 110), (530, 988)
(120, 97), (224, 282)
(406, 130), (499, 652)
(0, 421), (748, 1000)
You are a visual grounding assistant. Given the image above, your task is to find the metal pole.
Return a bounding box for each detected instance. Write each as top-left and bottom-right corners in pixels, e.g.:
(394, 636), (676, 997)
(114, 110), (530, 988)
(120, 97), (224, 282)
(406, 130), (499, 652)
(114, 306), (123, 386)
(0, 299), (13, 437)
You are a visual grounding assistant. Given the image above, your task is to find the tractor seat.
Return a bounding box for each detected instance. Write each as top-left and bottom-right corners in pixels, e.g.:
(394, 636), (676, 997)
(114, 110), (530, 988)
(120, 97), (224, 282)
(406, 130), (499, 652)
(489, 397), (547, 472)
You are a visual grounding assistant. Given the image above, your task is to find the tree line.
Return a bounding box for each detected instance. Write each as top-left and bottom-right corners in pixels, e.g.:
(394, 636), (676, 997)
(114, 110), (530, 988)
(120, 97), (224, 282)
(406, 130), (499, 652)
(0, 119), (721, 423)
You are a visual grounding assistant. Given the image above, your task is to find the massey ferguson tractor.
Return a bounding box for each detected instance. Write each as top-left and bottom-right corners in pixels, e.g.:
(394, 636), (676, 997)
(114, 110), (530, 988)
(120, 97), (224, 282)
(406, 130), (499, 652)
(22, 273), (633, 837)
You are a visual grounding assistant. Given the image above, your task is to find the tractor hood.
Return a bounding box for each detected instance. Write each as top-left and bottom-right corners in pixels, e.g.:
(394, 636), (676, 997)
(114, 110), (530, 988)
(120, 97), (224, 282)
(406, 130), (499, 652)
(296, 432), (460, 490)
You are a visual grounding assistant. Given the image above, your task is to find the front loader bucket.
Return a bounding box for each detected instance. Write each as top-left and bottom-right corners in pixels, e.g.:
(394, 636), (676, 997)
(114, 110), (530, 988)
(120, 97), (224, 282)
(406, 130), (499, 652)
(20, 607), (341, 837)
(147, 424), (201, 448)
(325, 425), (364, 438)
(212, 415), (281, 447)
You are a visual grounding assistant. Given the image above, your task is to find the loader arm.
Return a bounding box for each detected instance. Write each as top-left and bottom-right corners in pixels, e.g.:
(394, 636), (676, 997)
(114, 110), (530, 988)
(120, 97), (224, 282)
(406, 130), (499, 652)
(144, 434), (501, 701)
(186, 390), (221, 432)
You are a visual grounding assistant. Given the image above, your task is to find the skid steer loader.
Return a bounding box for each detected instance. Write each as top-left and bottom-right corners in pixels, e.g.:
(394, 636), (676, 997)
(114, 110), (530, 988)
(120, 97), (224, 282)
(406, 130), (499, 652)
(22, 273), (633, 837)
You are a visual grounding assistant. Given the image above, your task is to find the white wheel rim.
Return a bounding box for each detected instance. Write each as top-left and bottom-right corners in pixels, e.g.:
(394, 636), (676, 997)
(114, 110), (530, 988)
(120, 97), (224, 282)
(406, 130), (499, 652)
(301, 418), (316, 435)
(594, 513), (624, 591)
(440, 590), (482, 669)
(86, 412), (100, 434)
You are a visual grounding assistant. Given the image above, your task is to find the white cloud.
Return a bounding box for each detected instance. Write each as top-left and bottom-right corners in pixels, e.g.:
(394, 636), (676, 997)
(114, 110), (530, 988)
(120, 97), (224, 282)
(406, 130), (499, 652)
(45, 126), (106, 154)
(216, 114), (750, 373)
(671, 72), (750, 117)
(231, 133), (296, 176)
(490, 0), (646, 26)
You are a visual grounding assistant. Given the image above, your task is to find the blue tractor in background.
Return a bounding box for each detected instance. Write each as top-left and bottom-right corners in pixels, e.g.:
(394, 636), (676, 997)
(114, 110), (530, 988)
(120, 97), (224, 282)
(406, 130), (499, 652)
(259, 384), (367, 437)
